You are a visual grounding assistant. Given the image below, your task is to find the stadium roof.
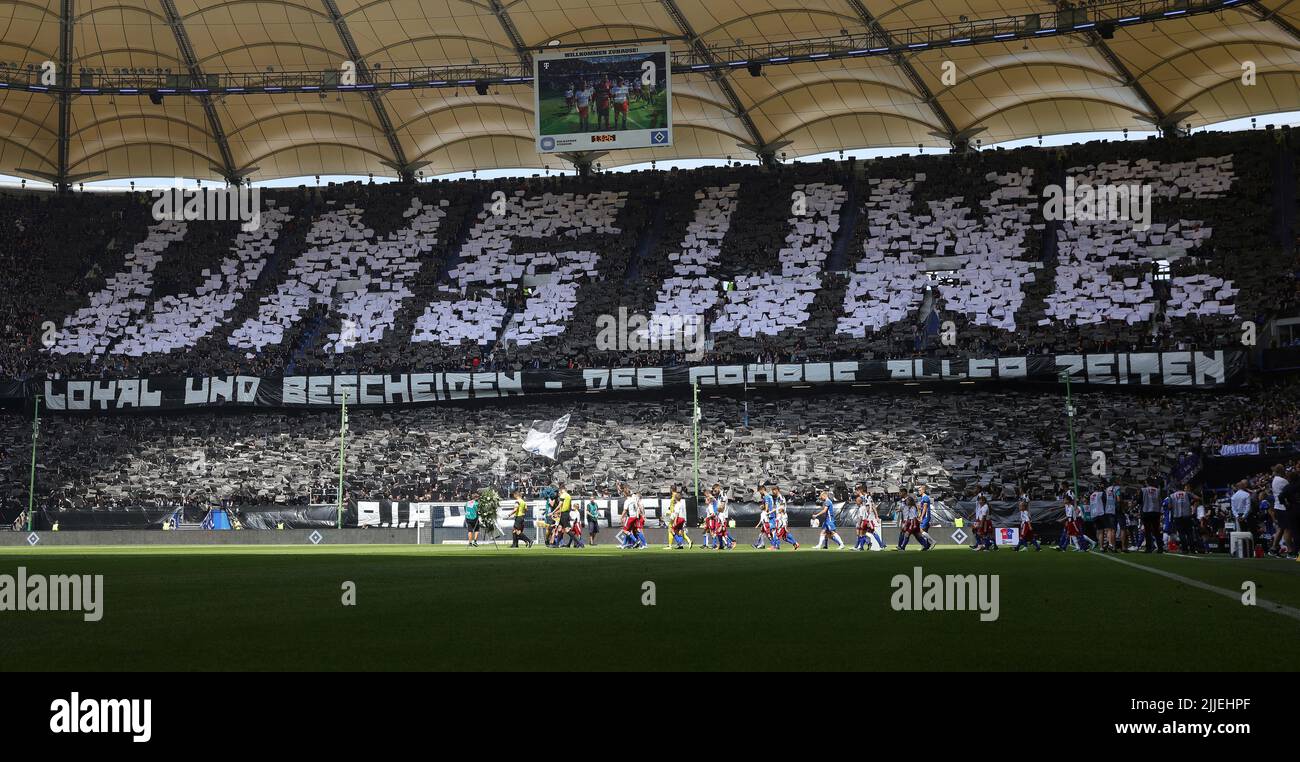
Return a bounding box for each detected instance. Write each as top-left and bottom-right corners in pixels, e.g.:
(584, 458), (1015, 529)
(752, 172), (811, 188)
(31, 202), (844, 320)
(1, 0), (1299, 184)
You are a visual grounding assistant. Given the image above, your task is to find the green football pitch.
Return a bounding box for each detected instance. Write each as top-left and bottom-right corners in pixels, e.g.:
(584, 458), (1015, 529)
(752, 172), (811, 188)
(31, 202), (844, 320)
(1, 544), (1297, 671)
(537, 91), (668, 136)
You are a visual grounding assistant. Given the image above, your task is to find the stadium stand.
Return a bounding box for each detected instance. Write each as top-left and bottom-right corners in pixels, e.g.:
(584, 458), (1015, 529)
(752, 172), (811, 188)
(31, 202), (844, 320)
(0, 386), (1256, 517)
(1, 129), (1295, 382)
(2, 129), (1299, 522)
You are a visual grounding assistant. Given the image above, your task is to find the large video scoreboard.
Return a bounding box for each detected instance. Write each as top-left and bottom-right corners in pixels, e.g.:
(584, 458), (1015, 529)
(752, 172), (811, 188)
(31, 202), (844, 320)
(534, 43), (671, 154)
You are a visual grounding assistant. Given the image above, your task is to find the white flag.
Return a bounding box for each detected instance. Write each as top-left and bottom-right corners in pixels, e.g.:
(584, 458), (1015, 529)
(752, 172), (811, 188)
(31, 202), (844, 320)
(522, 413), (571, 460)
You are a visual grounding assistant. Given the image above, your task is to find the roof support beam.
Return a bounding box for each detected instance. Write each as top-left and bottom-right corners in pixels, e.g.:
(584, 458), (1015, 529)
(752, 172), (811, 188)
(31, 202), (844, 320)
(159, 0), (244, 184)
(1135, 110), (1198, 137)
(489, 0), (533, 70)
(1051, 0), (1169, 130)
(21, 9), (106, 186)
(320, 0), (420, 181)
(657, 0), (768, 156)
(736, 138), (793, 168)
(1091, 36), (1167, 120)
(843, 0), (959, 141)
(19, 0), (1246, 99)
(926, 125), (986, 153)
(1247, 1), (1300, 45)
(557, 150), (607, 176)
(55, 0), (73, 190)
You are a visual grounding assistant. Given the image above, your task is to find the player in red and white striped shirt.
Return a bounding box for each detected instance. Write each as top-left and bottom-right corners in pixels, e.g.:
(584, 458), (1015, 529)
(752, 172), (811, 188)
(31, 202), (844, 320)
(1014, 500), (1041, 551)
(1056, 495), (1094, 552)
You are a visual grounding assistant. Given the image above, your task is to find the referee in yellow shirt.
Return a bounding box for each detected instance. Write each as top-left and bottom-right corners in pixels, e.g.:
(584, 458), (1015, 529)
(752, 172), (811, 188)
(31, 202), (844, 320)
(555, 484), (574, 547)
(509, 491), (533, 548)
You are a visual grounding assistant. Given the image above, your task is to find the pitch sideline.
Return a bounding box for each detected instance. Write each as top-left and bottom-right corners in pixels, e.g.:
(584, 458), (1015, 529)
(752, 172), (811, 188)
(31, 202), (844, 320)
(1093, 551), (1300, 623)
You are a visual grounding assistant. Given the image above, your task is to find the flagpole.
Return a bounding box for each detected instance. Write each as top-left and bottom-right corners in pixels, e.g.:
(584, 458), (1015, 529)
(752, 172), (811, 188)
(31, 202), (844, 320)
(26, 394), (41, 533)
(336, 393), (348, 530)
(1061, 371), (1080, 507)
(692, 381), (699, 505)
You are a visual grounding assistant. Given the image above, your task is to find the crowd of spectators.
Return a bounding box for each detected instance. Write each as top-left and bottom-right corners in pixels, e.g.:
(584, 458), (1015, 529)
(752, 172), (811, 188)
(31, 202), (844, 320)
(0, 128), (1289, 387)
(1221, 460), (1299, 557)
(1203, 377), (1300, 450)
(0, 384), (1243, 521)
(0, 128), (1295, 382)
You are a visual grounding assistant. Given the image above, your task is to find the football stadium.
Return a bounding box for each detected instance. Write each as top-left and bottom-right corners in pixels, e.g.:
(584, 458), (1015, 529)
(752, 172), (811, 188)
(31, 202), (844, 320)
(1, 0), (1300, 704)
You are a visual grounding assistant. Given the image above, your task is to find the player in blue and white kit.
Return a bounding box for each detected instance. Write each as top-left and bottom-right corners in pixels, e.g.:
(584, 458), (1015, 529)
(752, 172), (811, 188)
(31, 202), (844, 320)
(812, 490), (845, 549)
(916, 485), (938, 548)
(896, 496), (934, 551)
(770, 485), (792, 549)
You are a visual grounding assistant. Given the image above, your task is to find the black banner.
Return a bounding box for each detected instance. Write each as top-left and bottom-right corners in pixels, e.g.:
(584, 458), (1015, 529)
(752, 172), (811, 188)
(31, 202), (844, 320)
(29, 497), (1062, 531)
(5, 349), (1246, 413)
(28, 504), (350, 531)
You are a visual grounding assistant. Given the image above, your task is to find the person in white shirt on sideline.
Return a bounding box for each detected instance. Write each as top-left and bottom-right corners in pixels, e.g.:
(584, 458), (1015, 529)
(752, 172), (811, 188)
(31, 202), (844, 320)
(1269, 465), (1292, 556)
(1230, 480), (1253, 539)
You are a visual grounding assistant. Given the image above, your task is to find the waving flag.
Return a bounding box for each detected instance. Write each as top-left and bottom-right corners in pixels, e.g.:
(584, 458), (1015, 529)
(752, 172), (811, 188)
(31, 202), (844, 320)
(522, 413), (571, 460)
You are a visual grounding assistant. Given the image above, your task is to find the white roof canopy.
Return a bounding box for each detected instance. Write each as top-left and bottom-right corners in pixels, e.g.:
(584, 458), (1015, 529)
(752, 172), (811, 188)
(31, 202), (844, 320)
(1, 0), (1298, 182)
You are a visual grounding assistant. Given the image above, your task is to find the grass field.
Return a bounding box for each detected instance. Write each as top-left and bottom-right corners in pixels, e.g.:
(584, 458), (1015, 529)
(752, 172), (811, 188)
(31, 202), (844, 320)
(537, 91), (668, 136)
(1, 544), (1297, 671)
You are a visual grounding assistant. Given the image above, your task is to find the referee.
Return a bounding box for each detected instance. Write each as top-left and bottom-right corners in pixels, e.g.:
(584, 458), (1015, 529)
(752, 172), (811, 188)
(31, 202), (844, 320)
(554, 483), (573, 546)
(509, 490), (533, 548)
